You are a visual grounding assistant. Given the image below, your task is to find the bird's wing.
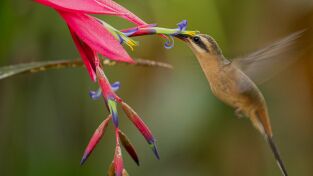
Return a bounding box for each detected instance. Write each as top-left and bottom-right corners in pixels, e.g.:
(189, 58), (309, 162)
(231, 30), (305, 84)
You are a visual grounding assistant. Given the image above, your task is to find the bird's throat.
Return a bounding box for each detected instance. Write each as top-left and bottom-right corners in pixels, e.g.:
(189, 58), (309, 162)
(195, 54), (224, 82)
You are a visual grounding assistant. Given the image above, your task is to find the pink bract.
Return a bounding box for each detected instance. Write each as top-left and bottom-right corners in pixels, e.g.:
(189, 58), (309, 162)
(60, 12), (134, 63)
(36, 0), (148, 81)
(36, 0), (147, 25)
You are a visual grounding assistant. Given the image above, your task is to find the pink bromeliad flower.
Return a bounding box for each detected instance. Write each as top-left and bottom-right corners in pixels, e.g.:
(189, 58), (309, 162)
(36, 0), (197, 175)
(36, 0), (148, 81)
(35, 0), (159, 175)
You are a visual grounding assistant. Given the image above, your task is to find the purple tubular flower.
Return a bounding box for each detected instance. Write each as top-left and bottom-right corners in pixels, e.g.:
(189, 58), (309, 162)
(121, 24), (158, 37)
(165, 20), (187, 48)
(89, 88), (102, 100)
(121, 20), (194, 50)
(111, 81), (121, 92)
(125, 28), (157, 37)
(121, 102), (160, 159)
(89, 82), (120, 100)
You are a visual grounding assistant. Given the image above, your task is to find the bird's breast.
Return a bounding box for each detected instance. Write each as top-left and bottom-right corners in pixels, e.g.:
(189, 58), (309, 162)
(206, 67), (265, 111)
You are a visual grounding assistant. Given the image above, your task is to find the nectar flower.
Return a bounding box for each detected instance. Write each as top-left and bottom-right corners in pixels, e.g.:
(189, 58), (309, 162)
(36, 0), (198, 175)
(81, 63), (160, 175)
(123, 20), (198, 49)
(36, 0), (148, 81)
(36, 0), (147, 25)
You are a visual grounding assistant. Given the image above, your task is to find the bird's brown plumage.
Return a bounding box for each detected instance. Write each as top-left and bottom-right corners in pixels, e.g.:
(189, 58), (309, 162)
(182, 32), (303, 176)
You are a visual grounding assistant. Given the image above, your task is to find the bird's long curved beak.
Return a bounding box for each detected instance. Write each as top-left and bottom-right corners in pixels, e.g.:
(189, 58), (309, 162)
(175, 34), (189, 42)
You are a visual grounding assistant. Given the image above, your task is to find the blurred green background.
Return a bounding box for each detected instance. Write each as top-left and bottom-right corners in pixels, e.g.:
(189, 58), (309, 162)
(1, 0), (313, 175)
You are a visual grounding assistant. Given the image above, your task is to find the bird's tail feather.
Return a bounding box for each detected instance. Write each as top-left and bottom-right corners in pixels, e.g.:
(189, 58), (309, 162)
(266, 136), (288, 176)
(254, 110), (288, 175)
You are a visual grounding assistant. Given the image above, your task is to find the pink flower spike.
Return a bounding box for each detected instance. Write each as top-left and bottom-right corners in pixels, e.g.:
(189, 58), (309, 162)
(36, 0), (121, 15)
(69, 27), (97, 81)
(121, 102), (160, 159)
(107, 162), (129, 176)
(114, 128), (124, 176)
(36, 0), (147, 26)
(95, 0), (147, 26)
(59, 12), (135, 63)
(81, 115), (112, 165)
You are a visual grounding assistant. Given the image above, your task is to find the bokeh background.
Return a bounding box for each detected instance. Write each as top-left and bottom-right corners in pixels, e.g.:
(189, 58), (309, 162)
(1, 0), (313, 175)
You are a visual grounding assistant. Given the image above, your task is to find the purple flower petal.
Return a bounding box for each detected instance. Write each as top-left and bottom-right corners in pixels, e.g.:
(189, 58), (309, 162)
(89, 82), (120, 100)
(164, 35), (175, 49)
(89, 88), (102, 100)
(177, 20), (188, 31)
(111, 81), (121, 92)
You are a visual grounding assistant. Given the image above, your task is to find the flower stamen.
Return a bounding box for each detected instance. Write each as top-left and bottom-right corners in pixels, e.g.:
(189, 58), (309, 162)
(97, 19), (138, 51)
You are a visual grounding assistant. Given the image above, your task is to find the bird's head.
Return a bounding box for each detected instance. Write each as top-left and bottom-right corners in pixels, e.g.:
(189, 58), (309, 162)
(177, 34), (222, 58)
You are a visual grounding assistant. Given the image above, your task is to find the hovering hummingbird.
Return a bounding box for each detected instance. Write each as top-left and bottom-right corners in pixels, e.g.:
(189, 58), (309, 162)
(177, 30), (304, 176)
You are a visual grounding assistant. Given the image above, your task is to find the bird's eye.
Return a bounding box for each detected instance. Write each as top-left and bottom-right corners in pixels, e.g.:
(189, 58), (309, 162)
(192, 36), (210, 52)
(193, 36), (201, 43)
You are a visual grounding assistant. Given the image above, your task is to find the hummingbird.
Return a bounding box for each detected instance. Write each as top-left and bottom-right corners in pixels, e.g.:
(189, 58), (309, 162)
(177, 30), (304, 176)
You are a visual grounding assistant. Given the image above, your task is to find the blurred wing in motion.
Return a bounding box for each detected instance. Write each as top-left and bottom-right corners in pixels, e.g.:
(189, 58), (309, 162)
(0, 58), (173, 80)
(232, 30), (305, 84)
